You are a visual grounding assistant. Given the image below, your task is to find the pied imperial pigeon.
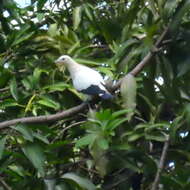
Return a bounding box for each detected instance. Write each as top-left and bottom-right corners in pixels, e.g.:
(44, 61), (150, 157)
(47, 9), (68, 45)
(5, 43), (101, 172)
(55, 55), (113, 99)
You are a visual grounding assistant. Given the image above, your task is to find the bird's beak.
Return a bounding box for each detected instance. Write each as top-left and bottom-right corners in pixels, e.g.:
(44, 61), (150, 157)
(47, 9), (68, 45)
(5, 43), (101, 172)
(55, 59), (62, 65)
(55, 59), (65, 72)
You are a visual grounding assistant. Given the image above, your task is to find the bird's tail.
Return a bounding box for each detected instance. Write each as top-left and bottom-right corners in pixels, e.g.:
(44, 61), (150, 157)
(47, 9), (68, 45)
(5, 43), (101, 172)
(100, 92), (113, 100)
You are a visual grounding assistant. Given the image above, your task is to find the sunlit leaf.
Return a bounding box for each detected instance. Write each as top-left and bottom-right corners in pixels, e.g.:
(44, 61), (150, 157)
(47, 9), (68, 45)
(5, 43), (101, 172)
(128, 133), (144, 142)
(145, 134), (166, 142)
(38, 96), (60, 110)
(10, 77), (19, 101)
(43, 82), (69, 92)
(96, 137), (109, 150)
(25, 94), (36, 113)
(73, 6), (82, 30)
(120, 74), (137, 119)
(0, 99), (19, 109)
(8, 164), (25, 177)
(61, 173), (96, 190)
(107, 118), (129, 131)
(48, 23), (59, 37)
(75, 134), (97, 148)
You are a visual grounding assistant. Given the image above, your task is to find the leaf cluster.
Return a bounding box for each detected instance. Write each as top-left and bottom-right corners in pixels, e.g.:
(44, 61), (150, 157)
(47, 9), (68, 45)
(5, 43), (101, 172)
(0, 0), (190, 189)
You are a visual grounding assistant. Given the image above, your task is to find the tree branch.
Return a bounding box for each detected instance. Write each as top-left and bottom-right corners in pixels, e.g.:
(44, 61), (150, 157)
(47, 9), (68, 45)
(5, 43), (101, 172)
(0, 102), (88, 129)
(151, 135), (170, 190)
(0, 87), (9, 93)
(112, 26), (169, 90)
(0, 26), (169, 129)
(0, 177), (12, 190)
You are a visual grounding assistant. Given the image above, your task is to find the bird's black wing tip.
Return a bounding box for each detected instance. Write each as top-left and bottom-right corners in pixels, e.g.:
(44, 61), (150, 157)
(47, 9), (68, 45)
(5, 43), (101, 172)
(100, 93), (114, 100)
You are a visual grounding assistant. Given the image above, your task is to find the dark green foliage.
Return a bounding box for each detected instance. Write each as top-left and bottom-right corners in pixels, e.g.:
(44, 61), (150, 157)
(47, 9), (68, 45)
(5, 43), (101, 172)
(0, 0), (190, 189)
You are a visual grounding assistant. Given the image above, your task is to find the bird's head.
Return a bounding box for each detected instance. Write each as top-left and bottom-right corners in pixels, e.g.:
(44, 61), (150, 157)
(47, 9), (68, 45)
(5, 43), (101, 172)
(55, 55), (73, 66)
(55, 55), (75, 72)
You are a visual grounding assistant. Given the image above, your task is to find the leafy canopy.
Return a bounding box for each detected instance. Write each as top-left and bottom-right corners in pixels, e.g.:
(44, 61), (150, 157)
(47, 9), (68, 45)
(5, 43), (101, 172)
(0, 0), (190, 189)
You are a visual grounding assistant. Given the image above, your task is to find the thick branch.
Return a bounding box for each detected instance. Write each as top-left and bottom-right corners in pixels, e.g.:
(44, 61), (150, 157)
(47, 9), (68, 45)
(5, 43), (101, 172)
(0, 26), (169, 129)
(151, 136), (170, 190)
(0, 102), (88, 129)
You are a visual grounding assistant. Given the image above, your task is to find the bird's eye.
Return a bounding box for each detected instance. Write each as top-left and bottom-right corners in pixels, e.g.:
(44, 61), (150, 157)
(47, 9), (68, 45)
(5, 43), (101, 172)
(62, 58), (65, 61)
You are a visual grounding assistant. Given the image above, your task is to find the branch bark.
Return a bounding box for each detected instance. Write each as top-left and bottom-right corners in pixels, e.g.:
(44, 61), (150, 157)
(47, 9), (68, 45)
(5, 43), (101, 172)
(0, 87), (9, 93)
(0, 26), (169, 129)
(0, 102), (88, 129)
(151, 136), (170, 190)
(112, 26), (169, 90)
(0, 177), (12, 190)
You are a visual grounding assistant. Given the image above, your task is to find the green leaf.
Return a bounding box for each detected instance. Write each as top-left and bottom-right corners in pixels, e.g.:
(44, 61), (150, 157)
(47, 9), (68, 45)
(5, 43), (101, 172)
(22, 78), (33, 90)
(112, 109), (131, 118)
(37, 13), (44, 22)
(8, 164), (25, 177)
(25, 94), (36, 113)
(96, 67), (114, 78)
(10, 77), (19, 101)
(163, 0), (178, 20)
(22, 143), (46, 176)
(75, 58), (100, 66)
(38, 96), (60, 110)
(0, 136), (6, 159)
(67, 41), (80, 54)
(128, 133), (144, 142)
(120, 74), (137, 118)
(11, 124), (34, 142)
(108, 118), (129, 131)
(145, 123), (169, 132)
(84, 4), (93, 21)
(73, 6), (82, 30)
(12, 32), (35, 46)
(88, 118), (102, 126)
(48, 23), (58, 37)
(43, 82), (69, 92)
(37, 0), (47, 10)
(0, 99), (19, 109)
(33, 68), (48, 85)
(75, 134), (97, 148)
(96, 138), (109, 150)
(61, 173), (96, 190)
(170, 0), (190, 32)
(170, 114), (185, 142)
(33, 132), (49, 144)
(0, 68), (10, 87)
(145, 134), (166, 142)
(124, 159), (141, 173)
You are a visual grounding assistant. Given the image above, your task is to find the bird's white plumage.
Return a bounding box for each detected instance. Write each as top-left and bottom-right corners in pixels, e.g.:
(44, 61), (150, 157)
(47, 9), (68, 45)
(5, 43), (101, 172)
(71, 65), (106, 91)
(55, 55), (112, 99)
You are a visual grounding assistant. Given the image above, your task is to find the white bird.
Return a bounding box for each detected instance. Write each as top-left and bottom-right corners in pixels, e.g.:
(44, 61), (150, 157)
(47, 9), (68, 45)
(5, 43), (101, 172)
(55, 55), (113, 99)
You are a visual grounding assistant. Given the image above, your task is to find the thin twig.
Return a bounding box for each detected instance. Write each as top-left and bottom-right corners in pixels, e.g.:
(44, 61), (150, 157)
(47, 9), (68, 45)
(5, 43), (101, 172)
(0, 177), (12, 190)
(0, 26), (169, 129)
(0, 87), (9, 93)
(61, 121), (86, 134)
(112, 26), (169, 91)
(151, 135), (170, 190)
(52, 120), (86, 142)
(79, 165), (99, 175)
